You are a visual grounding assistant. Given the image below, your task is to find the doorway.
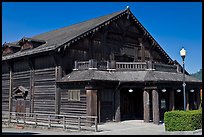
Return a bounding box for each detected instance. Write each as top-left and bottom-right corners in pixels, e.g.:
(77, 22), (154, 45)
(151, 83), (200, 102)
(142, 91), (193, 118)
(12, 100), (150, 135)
(120, 88), (143, 120)
(16, 99), (26, 114)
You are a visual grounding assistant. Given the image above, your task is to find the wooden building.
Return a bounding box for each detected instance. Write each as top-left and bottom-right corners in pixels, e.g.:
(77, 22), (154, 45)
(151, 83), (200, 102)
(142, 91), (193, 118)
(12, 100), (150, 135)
(2, 7), (202, 125)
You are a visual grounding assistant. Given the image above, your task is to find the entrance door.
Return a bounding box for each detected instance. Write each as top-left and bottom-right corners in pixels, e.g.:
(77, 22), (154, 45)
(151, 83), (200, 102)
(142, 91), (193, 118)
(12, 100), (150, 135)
(16, 99), (26, 114)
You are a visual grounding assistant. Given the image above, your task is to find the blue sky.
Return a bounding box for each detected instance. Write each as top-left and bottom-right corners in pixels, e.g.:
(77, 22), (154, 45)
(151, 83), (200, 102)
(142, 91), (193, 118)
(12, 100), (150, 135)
(2, 2), (202, 74)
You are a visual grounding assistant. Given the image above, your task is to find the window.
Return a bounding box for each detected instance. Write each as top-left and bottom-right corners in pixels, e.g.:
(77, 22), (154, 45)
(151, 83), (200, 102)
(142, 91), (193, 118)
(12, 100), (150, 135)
(68, 90), (80, 101)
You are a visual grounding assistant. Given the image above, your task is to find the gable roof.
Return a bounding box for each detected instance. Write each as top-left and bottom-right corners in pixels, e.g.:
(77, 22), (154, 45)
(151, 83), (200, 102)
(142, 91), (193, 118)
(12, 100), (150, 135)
(2, 8), (174, 64)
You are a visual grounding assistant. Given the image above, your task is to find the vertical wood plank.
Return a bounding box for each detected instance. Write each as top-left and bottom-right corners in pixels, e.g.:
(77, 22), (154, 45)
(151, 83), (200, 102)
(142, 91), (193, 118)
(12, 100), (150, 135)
(134, 47), (138, 62)
(140, 42), (145, 62)
(48, 115), (51, 129)
(169, 89), (175, 111)
(196, 89), (201, 109)
(78, 117), (81, 131)
(152, 89), (160, 124)
(63, 116), (66, 130)
(9, 66), (13, 113)
(115, 89), (121, 122)
(143, 90), (150, 123)
(86, 87), (97, 126)
(31, 70), (34, 113)
(186, 90), (189, 110)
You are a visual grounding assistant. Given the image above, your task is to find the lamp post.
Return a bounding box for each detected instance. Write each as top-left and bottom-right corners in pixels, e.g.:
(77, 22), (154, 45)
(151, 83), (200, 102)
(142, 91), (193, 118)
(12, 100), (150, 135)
(180, 47), (186, 111)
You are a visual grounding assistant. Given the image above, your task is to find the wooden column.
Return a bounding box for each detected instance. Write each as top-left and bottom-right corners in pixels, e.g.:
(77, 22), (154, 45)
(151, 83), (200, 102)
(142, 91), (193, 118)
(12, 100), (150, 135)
(30, 69), (35, 113)
(86, 86), (97, 116)
(140, 42), (145, 62)
(196, 89), (201, 109)
(88, 37), (94, 59)
(186, 90), (189, 110)
(134, 47), (138, 62)
(55, 85), (61, 114)
(8, 66), (13, 112)
(143, 90), (150, 123)
(55, 66), (61, 114)
(169, 89), (175, 111)
(152, 89), (160, 125)
(115, 89), (121, 122)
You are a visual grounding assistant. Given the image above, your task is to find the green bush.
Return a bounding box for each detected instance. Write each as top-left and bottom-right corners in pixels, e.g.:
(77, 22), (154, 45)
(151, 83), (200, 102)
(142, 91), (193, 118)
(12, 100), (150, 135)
(164, 109), (202, 131)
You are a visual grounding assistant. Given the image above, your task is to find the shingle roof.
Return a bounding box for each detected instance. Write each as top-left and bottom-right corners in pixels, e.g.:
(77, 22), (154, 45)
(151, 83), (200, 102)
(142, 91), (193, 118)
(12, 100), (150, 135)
(2, 8), (174, 64)
(2, 9), (126, 60)
(59, 69), (201, 83)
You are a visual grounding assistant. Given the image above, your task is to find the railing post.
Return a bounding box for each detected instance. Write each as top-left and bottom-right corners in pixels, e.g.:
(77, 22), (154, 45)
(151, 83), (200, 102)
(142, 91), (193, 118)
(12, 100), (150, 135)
(107, 61), (110, 69)
(48, 115), (51, 129)
(89, 59), (93, 68)
(23, 113), (26, 125)
(8, 112), (11, 125)
(34, 114), (37, 128)
(74, 61), (78, 70)
(95, 117), (98, 132)
(16, 113), (19, 124)
(63, 116), (66, 130)
(78, 117), (81, 131)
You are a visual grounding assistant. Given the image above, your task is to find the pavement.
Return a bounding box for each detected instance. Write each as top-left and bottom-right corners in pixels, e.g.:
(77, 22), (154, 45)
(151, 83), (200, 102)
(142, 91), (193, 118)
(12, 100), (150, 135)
(2, 120), (202, 135)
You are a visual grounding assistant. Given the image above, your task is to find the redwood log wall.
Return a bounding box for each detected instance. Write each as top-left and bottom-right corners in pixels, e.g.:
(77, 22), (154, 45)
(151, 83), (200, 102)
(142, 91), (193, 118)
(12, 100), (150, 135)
(2, 73), (10, 112)
(12, 70), (31, 113)
(33, 68), (56, 114)
(60, 88), (87, 117)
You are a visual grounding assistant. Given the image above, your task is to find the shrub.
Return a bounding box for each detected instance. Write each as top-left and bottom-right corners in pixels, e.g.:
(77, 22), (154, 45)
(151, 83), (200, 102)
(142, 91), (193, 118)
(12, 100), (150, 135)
(164, 109), (202, 131)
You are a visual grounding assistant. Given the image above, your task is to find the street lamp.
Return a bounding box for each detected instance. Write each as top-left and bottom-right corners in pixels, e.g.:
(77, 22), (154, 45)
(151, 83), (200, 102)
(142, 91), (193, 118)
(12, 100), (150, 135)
(180, 47), (186, 111)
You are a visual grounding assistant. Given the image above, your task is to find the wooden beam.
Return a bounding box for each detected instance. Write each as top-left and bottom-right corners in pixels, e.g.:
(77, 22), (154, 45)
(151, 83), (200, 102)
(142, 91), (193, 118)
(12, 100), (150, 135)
(143, 90), (150, 123)
(196, 89), (201, 109)
(134, 47), (138, 62)
(86, 87), (97, 125)
(8, 65), (13, 112)
(169, 89), (175, 111)
(101, 29), (108, 60)
(114, 89), (121, 122)
(140, 42), (145, 62)
(186, 91), (189, 110)
(55, 66), (61, 114)
(152, 89), (160, 124)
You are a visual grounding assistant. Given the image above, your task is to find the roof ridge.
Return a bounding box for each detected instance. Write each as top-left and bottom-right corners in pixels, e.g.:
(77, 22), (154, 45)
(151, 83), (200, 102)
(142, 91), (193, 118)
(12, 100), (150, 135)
(31, 9), (126, 39)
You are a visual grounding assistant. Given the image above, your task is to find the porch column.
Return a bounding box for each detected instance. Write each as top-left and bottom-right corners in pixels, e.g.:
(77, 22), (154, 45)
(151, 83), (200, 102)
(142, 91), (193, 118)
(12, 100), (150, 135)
(186, 90), (189, 110)
(115, 89), (121, 122)
(143, 90), (150, 123)
(86, 86), (97, 117)
(169, 89), (175, 111)
(196, 89), (201, 109)
(152, 89), (160, 125)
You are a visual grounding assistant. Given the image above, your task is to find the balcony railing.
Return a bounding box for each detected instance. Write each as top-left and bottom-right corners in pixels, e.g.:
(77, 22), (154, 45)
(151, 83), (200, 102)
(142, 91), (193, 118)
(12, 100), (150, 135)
(74, 59), (178, 72)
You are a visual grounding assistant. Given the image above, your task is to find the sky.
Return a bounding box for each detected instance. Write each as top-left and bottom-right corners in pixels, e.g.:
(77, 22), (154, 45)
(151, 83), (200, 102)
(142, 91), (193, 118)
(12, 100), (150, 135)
(2, 2), (202, 74)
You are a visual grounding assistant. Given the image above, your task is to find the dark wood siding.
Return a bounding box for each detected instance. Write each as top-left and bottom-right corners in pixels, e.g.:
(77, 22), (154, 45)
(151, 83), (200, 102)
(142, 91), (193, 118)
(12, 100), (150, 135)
(12, 70), (31, 113)
(2, 73), (10, 111)
(60, 88), (87, 117)
(33, 67), (56, 114)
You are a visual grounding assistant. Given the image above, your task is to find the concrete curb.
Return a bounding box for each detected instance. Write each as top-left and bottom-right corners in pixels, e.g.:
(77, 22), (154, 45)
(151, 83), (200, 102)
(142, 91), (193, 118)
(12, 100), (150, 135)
(163, 129), (202, 135)
(193, 129), (202, 134)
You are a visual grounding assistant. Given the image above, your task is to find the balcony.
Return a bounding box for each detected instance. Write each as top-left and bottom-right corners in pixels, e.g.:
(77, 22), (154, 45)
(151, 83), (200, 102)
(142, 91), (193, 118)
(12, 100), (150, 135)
(74, 59), (179, 73)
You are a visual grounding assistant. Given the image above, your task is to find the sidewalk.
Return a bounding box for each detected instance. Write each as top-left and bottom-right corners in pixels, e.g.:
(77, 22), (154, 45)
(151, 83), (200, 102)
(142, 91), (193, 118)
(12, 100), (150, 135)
(2, 120), (202, 135)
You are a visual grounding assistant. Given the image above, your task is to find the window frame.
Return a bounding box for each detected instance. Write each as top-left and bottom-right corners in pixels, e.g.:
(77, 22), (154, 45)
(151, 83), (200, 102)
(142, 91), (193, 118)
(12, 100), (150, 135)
(68, 89), (81, 101)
